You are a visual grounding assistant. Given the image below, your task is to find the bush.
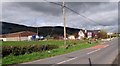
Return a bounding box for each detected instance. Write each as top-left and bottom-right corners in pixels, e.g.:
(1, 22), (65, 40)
(46, 45), (58, 50)
(2, 44), (59, 57)
(98, 30), (107, 39)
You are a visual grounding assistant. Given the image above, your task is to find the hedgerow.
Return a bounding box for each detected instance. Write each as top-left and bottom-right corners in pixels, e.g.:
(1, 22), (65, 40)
(2, 44), (59, 57)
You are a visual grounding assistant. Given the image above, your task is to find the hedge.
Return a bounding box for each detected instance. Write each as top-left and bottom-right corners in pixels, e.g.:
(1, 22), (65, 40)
(2, 44), (59, 57)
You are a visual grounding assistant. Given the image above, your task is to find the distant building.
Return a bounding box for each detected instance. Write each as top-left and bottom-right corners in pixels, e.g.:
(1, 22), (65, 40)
(77, 30), (85, 39)
(77, 29), (100, 40)
(87, 32), (92, 38)
(0, 31), (37, 41)
(68, 35), (75, 40)
(86, 30), (101, 39)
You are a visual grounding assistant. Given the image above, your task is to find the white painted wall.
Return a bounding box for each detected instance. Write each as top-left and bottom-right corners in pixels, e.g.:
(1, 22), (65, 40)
(68, 35), (75, 40)
(0, 38), (7, 41)
(0, 37), (28, 41)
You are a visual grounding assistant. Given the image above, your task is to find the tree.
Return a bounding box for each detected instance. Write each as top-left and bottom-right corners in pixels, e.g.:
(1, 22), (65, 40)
(98, 30), (107, 39)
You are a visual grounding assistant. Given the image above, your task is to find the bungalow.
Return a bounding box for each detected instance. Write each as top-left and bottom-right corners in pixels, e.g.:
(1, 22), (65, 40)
(0, 31), (37, 41)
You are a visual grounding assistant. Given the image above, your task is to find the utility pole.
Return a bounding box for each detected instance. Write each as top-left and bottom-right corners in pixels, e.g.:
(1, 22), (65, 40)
(35, 18), (39, 35)
(37, 26), (38, 35)
(62, 0), (67, 48)
(37, 21), (39, 36)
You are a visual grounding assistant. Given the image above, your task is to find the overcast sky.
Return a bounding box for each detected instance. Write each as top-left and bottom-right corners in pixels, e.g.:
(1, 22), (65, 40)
(1, 1), (119, 33)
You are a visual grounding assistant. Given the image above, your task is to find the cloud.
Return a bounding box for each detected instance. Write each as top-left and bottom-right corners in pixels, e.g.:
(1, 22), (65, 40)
(1, 2), (118, 33)
(1, 0), (120, 2)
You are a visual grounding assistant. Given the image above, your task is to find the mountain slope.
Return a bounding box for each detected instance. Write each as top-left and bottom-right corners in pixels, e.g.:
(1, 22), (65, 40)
(1, 22), (80, 36)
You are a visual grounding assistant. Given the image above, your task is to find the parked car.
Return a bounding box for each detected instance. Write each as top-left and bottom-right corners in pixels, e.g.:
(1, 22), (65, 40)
(28, 35), (45, 41)
(39, 36), (44, 40)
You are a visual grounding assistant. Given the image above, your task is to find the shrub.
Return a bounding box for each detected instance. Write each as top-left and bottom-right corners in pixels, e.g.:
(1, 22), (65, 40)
(2, 44), (59, 57)
(46, 45), (59, 50)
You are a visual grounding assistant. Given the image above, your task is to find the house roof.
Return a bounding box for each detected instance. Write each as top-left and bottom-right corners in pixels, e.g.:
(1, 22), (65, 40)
(0, 31), (37, 38)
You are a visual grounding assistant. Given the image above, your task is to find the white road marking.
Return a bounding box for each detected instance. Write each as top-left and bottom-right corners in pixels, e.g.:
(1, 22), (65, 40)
(87, 49), (101, 55)
(104, 45), (109, 48)
(56, 57), (78, 64)
(87, 44), (110, 55)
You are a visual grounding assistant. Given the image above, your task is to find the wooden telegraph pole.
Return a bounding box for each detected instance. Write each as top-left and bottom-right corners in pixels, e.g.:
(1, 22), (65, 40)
(35, 18), (39, 35)
(37, 26), (38, 35)
(62, 0), (67, 48)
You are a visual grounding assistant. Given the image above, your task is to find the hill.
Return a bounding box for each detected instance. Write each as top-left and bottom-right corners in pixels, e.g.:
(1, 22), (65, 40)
(1, 21), (80, 36)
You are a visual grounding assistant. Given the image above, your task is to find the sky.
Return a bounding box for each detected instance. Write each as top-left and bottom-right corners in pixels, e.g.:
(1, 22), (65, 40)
(1, 0), (119, 33)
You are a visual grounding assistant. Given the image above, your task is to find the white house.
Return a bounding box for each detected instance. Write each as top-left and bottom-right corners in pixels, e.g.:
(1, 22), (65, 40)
(77, 30), (85, 39)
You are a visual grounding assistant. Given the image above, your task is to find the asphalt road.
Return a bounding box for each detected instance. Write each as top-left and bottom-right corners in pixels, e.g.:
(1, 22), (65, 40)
(21, 38), (119, 66)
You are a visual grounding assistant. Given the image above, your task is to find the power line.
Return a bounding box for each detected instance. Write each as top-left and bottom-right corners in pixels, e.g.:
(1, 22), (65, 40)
(43, 0), (107, 26)
(44, 0), (67, 48)
(64, 6), (107, 26)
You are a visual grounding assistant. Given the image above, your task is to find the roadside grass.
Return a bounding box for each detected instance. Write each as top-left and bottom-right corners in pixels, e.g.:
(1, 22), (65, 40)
(0, 58), (2, 66)
(2, 40), (64, 46)
(2, 40), (86, 46)
(2, 40), (100, 65)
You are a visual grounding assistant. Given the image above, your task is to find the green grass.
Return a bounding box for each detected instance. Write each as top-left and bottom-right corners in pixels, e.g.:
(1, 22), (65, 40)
(2, 40), (87, 46)
(2, 40), (64, 46)
(2, 40), (100, 65)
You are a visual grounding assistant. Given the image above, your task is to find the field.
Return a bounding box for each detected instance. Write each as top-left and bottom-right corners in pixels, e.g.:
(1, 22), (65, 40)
(2, 40), (87, 46)
(2, 40), (100, 65)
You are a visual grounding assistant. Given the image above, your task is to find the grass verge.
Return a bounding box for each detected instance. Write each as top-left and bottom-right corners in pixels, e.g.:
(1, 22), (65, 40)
(2, 40), (100, 65)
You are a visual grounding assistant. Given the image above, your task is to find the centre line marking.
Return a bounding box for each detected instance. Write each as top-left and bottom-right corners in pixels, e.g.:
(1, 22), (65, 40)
(56, 57), (78, 64)
(87, 48), (101, 55)
(104, 45), (109, 48)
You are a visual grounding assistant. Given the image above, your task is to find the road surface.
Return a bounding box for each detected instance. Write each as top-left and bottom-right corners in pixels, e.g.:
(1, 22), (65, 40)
(20, 38), (119, 66)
